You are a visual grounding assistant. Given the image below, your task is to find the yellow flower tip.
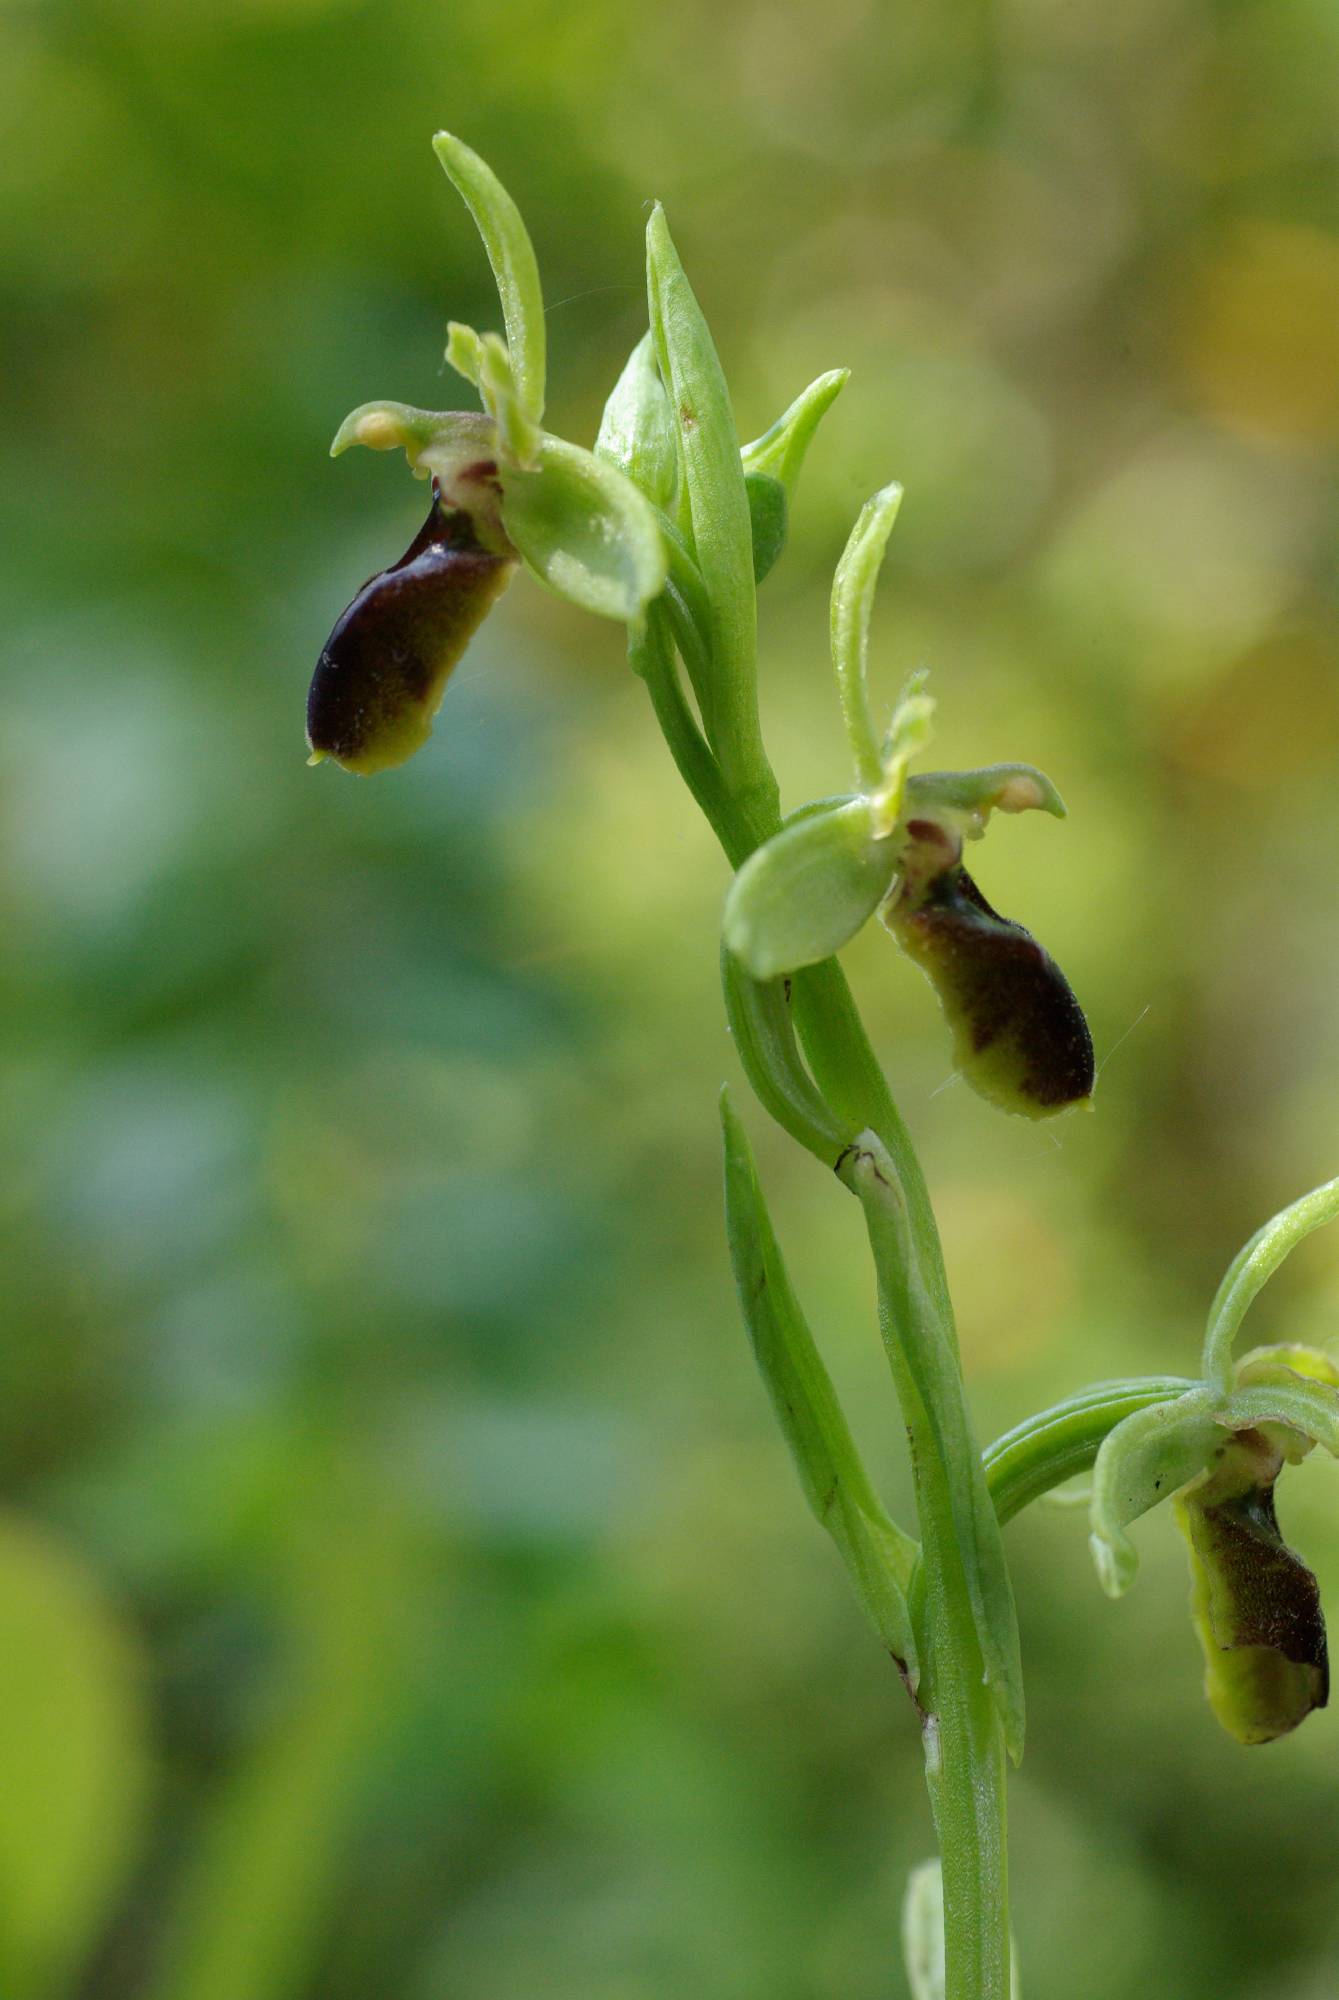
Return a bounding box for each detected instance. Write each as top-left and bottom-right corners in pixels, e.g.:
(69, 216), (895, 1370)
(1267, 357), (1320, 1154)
(306, 748), (328, 768)
(355, 410), (405, 453)
(996, 773), (1048, 815)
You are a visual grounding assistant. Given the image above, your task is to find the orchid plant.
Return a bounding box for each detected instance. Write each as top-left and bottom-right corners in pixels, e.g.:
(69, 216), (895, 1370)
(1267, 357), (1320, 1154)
(306, 133), (1339, 1999)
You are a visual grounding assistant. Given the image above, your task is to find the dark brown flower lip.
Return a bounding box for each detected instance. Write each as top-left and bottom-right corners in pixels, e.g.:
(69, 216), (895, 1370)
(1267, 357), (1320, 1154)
(306, 488), (515, 776)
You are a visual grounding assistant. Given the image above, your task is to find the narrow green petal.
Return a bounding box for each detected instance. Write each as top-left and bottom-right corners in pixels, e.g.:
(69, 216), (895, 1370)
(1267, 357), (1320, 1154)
(1202, 1173), (1339, 1388)
(432, 133), (546, 422)
(831, 483), (904, 792)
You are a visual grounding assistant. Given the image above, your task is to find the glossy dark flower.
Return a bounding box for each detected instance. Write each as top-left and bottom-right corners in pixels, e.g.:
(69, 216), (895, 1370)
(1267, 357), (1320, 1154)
(883, 815), (1095, 1119)
(307, 483), (515, 776)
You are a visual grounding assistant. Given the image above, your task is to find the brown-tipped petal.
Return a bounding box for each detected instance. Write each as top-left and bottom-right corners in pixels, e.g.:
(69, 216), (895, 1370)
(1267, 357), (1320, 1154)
(306, 493), (515, 776)
(886, 850), (1094, 1119)
(1177, 1431), (1329, 1744)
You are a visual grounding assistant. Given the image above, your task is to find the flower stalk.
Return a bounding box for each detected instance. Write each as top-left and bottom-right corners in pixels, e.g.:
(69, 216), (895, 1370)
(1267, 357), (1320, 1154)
(306, 136), (1339, 2000)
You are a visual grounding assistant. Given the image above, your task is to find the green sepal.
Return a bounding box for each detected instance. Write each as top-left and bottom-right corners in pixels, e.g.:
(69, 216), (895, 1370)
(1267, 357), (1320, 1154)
(499, 433), (667, 623)
(1088, 1388), (1225, 1597)
(1220, 1374), (1339, 1460)
(595, 332), (677, 511)
(433, 131), (546, 422)
(332, 399), (664, 620)
(745, 472), (788, 582)
(720, 1091), (920, 1679)
(723, 797), (898, 981)
(741, 368), (849, 489)
(1237, 1342), (1339, 1390)
(1177, 1428), (1329, 1744)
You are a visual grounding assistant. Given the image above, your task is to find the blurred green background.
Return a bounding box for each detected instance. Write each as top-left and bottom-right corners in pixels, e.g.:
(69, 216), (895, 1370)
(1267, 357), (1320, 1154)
(4, 0), (1339, 1993)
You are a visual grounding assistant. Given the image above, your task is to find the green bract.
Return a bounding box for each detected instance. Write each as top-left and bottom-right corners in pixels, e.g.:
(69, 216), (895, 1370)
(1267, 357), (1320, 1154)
(595, 332), (677, 512)
(723, 797), (895, 980)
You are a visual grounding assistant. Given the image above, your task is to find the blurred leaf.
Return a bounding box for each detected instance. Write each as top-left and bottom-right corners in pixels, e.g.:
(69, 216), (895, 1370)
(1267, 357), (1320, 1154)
(145, 1477), (415, 2000)
(0, 1516), (149, 2000)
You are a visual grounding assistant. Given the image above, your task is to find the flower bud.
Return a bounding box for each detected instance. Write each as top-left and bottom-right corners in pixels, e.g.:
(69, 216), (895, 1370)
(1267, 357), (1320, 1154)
(884, 818), (1094, 1118)
(1177, 1425), (1328, 1743)
(307, 486), (515, 776)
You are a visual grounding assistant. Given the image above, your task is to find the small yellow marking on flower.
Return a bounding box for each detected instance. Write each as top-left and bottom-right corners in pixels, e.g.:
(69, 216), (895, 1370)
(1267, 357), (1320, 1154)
(355, 410), (406, 452)
(996, 773), (1047, 815)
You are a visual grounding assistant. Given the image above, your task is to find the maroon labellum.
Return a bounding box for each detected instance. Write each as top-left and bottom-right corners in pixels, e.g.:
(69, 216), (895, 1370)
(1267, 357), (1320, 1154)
(307, 482), (515, 775)
(884, 819), (1094, 1119)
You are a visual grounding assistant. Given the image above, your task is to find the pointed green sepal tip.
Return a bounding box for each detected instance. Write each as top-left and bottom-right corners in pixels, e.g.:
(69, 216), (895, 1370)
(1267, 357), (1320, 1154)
(306, 494), (515, 775)
(1177, 1430), (1329, 1744)
(432, 132), (546, 424)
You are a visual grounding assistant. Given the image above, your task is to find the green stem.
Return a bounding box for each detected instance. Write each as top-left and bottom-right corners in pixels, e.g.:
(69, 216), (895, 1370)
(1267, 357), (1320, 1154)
(635, 487), (1010, 1999)
(922, 1589), (1011, 2000)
